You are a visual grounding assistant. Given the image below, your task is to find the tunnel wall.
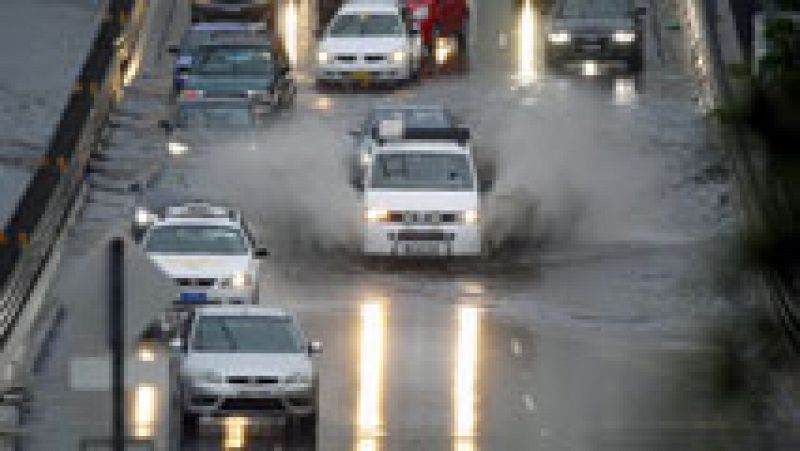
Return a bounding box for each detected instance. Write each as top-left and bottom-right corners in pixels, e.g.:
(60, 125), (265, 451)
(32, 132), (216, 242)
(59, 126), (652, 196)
(0, 0), (157, 398)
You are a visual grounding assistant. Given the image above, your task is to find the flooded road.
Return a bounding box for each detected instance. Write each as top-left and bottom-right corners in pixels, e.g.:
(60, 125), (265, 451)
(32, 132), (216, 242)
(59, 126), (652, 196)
(22, 0), (765, 450)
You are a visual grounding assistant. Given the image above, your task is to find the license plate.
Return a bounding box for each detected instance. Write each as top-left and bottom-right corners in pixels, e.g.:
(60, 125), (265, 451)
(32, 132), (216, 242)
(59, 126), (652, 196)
(581, 44), (602, 52)
(350, 71), (370, 81)
(221, 6), (243, 13)
(403, 243), (441, 256)
(180, 292), (207, 302)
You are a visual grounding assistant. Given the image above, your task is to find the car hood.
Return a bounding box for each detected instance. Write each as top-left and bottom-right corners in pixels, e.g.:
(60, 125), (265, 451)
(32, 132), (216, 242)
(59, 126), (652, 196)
(185, 353), (312, 378)
(550, 17), (634, 33)
(170, 128), (262, 147)
(320, 37), (407, 55)
(184, 75), (274, 92)
(366, 190), (478, 211)
(147, 254), (252, 279)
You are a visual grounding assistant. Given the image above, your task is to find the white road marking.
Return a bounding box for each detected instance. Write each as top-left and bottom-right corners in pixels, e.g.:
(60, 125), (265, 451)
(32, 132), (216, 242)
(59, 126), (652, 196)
(523, 393), (536, 412)
(511, 339), (522, 356)
(498, 33), (508, 49)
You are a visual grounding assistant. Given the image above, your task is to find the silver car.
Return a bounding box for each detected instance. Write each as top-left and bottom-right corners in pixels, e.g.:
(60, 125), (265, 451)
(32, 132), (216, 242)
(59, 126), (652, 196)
(175, 306), (321, 435)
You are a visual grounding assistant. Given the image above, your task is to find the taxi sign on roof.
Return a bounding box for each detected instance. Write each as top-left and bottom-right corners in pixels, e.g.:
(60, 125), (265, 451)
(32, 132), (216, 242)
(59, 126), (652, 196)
(379, 119), (404, 140)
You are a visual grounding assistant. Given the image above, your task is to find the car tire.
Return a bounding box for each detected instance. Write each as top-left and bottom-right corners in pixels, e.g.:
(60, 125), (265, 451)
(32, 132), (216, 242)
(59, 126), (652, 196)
(628, 49), (644, 73)
(457, 17), (469, 51)
(182, 411), (199, 438)
(291, 413), (318, 434)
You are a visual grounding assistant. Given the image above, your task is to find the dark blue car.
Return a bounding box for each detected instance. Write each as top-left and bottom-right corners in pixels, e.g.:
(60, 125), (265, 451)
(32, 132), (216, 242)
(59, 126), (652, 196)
(169, 22), (268, 93)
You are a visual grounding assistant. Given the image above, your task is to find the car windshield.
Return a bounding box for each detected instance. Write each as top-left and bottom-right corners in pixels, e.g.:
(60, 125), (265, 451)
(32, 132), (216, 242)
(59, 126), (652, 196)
(192, 315), (304, 353)
(194, 45), (274, 76)
(145, 225), (248, 255)
(558, 0), (632, 18)
(370, 153), (474, 190)
(184, 30), (266, 53)
(368, 108), (453, 130)
(178, 103), (256, 128)
(329, 13), (404, 37)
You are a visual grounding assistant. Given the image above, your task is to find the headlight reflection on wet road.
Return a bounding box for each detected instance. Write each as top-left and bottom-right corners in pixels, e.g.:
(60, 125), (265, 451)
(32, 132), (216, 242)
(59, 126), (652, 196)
(357, 301), (387, 451)
(283, 0), (299, 67)
(132, 384), (157, 438)
(517, 0), (540, 84)
(613, 77), (638, 106)
(454, 305), (480, 451)
(223, 416), (249, 449)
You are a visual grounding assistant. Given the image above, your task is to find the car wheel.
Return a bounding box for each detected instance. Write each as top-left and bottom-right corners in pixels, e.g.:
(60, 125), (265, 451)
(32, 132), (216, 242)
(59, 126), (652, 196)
(457, 17), (469, 50)
(182, 411), (199, 438)
(627, 47), (644, 73)
(289, 413), (318, 434)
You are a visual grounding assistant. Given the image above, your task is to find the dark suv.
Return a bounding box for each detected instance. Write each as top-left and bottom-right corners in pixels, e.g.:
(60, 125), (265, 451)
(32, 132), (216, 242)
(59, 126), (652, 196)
(191, 0), (273, 24)
(545, 0), (645, 73)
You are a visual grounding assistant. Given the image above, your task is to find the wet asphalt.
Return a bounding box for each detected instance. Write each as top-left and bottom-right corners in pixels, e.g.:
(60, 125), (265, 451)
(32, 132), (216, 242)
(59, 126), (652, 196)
(24, 0), (746, 450)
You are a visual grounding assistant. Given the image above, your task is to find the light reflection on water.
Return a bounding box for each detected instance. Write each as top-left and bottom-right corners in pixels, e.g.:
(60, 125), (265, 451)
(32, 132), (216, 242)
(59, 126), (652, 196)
(356, 301), (386, 451)
(454, 305), (480, 451)
(222, 416), (249, 449)
(517, 0), (541, 85)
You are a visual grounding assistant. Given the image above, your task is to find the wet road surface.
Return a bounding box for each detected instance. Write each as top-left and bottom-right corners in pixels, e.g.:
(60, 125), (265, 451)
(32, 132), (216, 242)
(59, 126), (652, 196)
(23, 0), (747, 450)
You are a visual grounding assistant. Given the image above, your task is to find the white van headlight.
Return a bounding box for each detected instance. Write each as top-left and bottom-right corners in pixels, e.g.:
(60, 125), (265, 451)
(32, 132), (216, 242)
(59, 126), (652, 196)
(392, 50), (406, 64)
(317, 51), (330, 64)
(463, 210), (479, 224)
(364, 208), (389, 222)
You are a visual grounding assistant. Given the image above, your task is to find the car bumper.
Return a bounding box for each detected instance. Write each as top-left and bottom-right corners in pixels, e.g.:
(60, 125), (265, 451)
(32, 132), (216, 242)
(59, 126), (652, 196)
(191, 4), (271, 22)
(362, 224), (481, 257)
(172, 285), (256, 305)
(316, 63), (411, 83)
(183, 383), (316, 417)
(545, 42), (640, 65)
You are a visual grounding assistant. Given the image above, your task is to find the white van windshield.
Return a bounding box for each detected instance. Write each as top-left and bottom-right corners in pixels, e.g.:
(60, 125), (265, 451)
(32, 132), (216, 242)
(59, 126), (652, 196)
(370, 153), (474, 191)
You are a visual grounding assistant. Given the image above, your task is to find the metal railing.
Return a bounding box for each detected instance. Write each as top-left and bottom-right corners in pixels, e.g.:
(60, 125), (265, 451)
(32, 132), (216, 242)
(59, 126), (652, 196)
(0, 1), (146, 347)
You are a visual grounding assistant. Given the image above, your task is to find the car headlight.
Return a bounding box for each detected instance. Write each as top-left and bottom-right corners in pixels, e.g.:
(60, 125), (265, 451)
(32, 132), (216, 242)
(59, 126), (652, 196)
(463, 209), (479, 224)
(360, 152), (371, 166)
(167, 141), (189, 156)
(223, 272), (253, 289)
(188, 370), (224, 384)
(547, 31), (571, 44)
(612, 30), (636, 44)
(284, 373), (312, 385)
(134, 207), (156, 226)
(392, 50), (406, 64)
(317, 51), (330, 64)
(364, 208), (389, 223)
(412, 6), (429, 20)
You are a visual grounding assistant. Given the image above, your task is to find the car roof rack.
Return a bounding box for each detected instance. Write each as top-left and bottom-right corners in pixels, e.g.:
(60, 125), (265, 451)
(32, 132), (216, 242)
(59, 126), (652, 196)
(165, 203), (238, 221)
(372, 125), (471, 146)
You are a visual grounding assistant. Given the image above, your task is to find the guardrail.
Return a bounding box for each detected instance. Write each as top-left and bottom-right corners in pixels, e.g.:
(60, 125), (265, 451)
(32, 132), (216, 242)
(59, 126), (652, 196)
(0, 0), (150, 387)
